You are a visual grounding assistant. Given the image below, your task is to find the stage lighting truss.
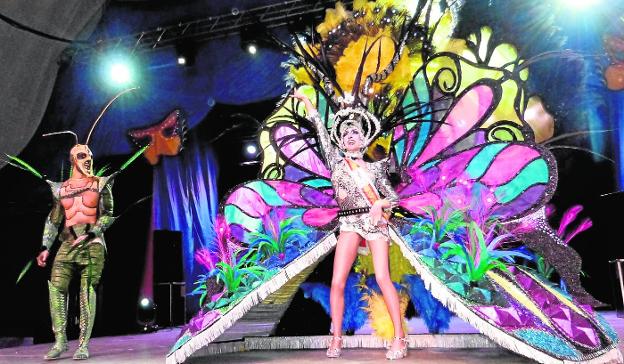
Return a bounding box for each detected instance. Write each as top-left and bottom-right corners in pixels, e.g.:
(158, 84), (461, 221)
(74, 0), (351, 62)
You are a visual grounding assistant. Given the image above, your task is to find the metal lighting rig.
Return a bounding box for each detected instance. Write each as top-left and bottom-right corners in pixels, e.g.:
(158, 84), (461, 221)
(75, 0), (352, 59)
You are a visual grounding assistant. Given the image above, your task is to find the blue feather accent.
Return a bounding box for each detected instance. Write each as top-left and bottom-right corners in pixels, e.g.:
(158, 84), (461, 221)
(342, 274), (368, 332)
(364, 274), (405, 295)
(403, 274), (452, 334)
(300, 273), (368, 332)
(300, 282), (331, 315)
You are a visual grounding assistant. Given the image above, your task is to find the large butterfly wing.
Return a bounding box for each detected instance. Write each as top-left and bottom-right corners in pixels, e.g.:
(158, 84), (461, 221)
(260, 87), (334, 186)
(388, 47), (618, 364)
(391, 227), (621, 364)
(169, 91), (341, 364)
(399, 141), (556, 220)
(223, 179), (338, 242)
(236, 86), (340, 234)
(394, 82), (556, 220)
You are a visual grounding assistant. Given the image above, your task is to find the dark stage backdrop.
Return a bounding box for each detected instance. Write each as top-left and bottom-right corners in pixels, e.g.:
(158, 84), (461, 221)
(0, 0), (106, 169)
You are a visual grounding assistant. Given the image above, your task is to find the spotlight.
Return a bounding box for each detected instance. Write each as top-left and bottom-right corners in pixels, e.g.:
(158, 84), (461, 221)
(100, 53), (138, 88)
(561, 0), (601, 9)
(137, 297), (158, 332)
(175, 40), (198, 67)
(245, 143), (258, 156)
(240, 22), (270, 56)
(109, 62), (132, 85)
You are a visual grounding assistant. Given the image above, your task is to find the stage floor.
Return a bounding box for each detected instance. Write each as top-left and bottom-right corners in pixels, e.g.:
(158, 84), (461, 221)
(1, 312), (623, 363)
(0, 328), (176, 364)
(187, 347), (534, 363)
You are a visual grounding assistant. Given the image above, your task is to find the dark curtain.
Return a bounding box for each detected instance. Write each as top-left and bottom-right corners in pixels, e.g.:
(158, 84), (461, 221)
(151, 132), (219, 311)
(0, 0), (106, 167)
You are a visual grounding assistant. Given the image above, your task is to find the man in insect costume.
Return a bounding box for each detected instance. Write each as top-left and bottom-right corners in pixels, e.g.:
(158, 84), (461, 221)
(36, 141), (114, 360)
(11, 88), (143, 360)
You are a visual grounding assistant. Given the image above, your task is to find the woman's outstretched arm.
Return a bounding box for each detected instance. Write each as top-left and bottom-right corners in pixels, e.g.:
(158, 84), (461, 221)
(292, 89), (339, 168)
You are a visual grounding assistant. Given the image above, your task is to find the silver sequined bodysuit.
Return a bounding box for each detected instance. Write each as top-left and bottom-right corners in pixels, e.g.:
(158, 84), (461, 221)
(309, 112), (399, 241)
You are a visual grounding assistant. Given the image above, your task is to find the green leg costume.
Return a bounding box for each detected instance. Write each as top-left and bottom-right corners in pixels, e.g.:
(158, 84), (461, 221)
(46, 282), (68, 359)
(46, 238), (105, 360)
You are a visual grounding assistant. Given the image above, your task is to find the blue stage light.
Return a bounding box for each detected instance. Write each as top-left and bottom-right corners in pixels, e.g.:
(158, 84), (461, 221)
(99, 53), (138, 88)
(563, 0), (601, 9)
(110, 62), (132, 84)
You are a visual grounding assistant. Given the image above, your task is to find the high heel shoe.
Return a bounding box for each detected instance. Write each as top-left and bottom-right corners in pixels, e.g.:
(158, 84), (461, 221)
(385, 336), (408, 360)
(326, 336), (343, 358)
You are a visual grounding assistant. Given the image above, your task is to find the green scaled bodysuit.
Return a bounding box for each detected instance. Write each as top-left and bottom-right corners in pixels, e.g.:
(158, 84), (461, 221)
(42, 175), (116, 360)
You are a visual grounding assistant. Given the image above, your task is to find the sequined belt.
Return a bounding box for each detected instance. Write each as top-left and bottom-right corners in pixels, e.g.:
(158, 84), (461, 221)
(337, 207), (370, 217)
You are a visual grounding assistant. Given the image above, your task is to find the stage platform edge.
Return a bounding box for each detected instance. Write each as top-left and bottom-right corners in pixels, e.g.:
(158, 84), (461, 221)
(189, 333), (498, 359)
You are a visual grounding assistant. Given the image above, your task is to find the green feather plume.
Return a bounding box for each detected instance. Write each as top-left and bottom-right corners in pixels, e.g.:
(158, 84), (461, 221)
(16, 260), (33, 285)
(120, 145), (149, 171)
(5, 154), (43, 179)
(96, 164), (111, 177)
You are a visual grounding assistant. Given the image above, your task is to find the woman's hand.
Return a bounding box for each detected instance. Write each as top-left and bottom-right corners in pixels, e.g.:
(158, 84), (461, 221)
(292, 89), (317, 116)
(369, 200), (385, 225)
(292, 89), (308, 101)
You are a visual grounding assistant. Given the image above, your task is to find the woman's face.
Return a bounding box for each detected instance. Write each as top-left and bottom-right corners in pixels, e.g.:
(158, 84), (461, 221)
(341, 127), (364, 152)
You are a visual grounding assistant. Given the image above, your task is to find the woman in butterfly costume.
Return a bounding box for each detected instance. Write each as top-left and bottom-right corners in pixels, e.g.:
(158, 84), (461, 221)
(293, 89), (407, 359)
(168, 2), (621, 363)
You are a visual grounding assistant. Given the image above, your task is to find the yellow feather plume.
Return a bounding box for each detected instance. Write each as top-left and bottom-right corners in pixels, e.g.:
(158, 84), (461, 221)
(288, 0), (435, 111)
(364, 291), (409, 340)
(289, 65), (314, 86)
(354, 242), (415, 281)
(334, 29), (396, 95)
(365, 132), (392, 159)
(317, 2), (350, 40)
(353, 0), (369, 11)
(383, 51), (422, 94)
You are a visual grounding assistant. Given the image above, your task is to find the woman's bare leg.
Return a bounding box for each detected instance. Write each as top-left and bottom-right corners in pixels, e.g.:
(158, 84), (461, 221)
(368, 239), (406, 351)
(329, 231), (361, 350)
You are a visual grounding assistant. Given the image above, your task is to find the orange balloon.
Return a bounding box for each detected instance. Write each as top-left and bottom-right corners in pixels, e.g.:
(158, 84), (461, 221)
(605, 63), (624, 91)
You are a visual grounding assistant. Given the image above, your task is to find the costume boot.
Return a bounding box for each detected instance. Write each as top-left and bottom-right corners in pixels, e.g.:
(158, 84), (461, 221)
(44, 282), (68, 360)
(73, 285), (96, 360)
